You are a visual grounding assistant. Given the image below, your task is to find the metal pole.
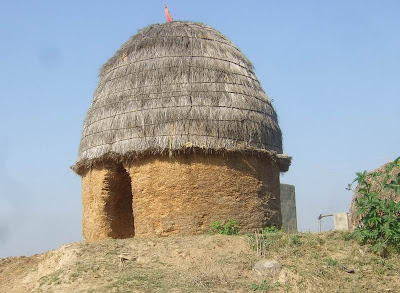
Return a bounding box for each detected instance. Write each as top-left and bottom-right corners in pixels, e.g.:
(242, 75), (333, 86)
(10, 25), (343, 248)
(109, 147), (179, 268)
(318, 214), (333, 233)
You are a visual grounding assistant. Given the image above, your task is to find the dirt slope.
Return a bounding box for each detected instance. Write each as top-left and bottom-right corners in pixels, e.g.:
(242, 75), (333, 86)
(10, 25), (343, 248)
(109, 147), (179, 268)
(0, 232), (399, 292)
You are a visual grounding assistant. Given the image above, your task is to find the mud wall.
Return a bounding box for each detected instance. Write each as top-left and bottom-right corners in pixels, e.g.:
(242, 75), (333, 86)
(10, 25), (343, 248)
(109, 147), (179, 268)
(81, 164), (134, 242)
(126, 154), (281, 237)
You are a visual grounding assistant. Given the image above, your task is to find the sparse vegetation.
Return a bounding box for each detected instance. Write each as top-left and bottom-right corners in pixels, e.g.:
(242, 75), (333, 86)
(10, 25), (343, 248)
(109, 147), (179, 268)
(325, 258), (338, 267)
(249, 227), (304, 256)
(249, 280), (279, 291)
(263, 226), (281, 233)
(249, 229), (282, 256)
(289, 234), (302, 246)
(347, 156), (400, 256)
(209, 219), (240, 235)
(1, 232), (400, 292)
(38, 270), (63, 289)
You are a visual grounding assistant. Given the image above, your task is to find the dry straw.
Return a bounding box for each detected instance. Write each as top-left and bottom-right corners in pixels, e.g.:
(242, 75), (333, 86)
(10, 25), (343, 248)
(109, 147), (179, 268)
(72, 21), (290, 174)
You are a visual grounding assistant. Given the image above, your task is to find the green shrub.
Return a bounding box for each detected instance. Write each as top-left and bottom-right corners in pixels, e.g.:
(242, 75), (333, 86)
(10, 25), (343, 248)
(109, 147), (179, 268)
(210, 220), (223, 234)
(325, 258), (338, 267)
(209, 219), (240, 235)
(290, 234), (302, 246)
(347, 157), (400, 256)
(263, 226), (280, 233)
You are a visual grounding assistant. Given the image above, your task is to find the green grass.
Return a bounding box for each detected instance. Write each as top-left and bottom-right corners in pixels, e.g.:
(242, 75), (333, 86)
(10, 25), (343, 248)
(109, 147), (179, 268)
(249, 280), (280, 291)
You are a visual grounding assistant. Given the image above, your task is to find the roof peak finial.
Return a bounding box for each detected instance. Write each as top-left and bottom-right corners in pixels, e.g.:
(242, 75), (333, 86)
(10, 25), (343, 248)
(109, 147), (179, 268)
(164, 4), (173, 23)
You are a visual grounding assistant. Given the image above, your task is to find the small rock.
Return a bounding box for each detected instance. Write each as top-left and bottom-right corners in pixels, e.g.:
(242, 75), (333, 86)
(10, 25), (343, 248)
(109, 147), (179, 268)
(339, 263), (355, 273)
(278, 268), (289, 284)
(253, 259), (282, 277)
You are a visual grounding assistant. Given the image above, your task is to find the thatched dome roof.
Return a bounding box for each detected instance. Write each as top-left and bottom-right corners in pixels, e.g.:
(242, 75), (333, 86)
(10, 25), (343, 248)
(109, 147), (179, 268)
(73, 21), (290, 174)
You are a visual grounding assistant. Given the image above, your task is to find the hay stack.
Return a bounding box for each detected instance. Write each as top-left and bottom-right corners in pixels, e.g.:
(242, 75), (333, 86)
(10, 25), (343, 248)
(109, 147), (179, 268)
(73, 21), (291, 241)
(349, 161), (400, 227)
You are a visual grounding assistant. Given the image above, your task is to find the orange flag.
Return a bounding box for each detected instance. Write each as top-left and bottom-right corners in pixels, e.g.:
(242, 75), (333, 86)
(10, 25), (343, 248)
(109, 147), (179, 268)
(165, 4), (173, 22)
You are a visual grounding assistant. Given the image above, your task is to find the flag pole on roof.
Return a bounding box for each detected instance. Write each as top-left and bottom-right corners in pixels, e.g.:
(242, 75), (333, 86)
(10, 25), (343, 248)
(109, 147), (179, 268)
(164, 4), (173, 22)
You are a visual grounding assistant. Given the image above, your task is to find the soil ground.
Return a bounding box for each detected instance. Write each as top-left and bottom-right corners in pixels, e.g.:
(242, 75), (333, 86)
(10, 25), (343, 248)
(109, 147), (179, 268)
(0, 232), (399, 292)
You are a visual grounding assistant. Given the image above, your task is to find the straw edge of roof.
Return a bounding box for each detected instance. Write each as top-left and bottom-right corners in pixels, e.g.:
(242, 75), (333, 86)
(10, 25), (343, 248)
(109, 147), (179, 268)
(71, 147), (291, 176)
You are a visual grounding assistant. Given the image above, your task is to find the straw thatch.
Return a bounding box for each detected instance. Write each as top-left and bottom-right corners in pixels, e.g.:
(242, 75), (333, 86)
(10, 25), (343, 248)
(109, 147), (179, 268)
(349, 161), (400, 227)
(72, 21), (290, 175)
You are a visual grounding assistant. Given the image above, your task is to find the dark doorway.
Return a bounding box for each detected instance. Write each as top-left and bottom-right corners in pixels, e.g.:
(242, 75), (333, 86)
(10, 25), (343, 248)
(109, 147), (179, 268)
(103, 164), (134, 238)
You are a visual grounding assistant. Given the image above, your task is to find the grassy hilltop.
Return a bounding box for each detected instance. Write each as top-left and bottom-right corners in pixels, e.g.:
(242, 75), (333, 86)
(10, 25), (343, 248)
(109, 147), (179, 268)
(0, 231), (399, 292)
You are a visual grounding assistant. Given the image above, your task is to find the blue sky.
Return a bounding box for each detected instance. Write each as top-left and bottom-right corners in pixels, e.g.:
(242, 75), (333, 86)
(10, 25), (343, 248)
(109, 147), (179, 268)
(0, 1), (399, 257)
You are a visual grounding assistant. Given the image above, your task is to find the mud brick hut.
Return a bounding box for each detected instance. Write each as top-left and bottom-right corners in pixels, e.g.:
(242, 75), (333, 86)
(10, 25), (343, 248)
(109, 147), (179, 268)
(72, 21), (291, 242)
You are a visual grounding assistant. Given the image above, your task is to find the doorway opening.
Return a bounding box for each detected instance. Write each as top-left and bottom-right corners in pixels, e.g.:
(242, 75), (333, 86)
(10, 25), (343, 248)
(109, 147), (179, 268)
(103, 164), (134, 238)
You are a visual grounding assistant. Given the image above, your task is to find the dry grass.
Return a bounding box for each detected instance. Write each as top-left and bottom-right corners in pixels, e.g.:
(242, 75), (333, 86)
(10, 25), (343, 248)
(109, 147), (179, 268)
(1, 232), (399, 292)
(248, 231), (400, 292)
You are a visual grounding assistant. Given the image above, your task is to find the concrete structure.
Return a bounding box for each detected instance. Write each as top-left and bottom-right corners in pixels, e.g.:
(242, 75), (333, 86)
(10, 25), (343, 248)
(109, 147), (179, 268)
(318, 212), (350, 232)
(280, 184), (297, 232)
(333, 213), (349, 231)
